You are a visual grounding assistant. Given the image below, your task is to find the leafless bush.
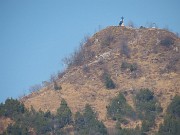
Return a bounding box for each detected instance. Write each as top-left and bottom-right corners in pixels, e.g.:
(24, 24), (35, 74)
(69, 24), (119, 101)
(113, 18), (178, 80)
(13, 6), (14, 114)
(175, 32), (179, 38)
(53, 81), (62, 90)
(29, 84), (42, 93)
(163, 25), (170, 31)
(57, 70), (66, 79)
(83, 35), (93, 46)
(62, 42), (95, 68)
(127, 21), (135, 28)
(98, 57), (104, 65)
(42, 81), (50, 87)
(165, 56), (179, 72)
(160, 36), (174, 48)
(101, 33), (114, 47)
(120, 42), (131, 58)
(18, 93), (26, 100)
(82, 64), (90, 73)
(50, 74), (58, 83)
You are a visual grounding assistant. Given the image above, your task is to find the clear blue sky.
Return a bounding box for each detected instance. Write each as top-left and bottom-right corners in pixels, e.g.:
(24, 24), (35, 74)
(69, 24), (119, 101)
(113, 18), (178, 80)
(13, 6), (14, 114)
(0, 0), (180, 102)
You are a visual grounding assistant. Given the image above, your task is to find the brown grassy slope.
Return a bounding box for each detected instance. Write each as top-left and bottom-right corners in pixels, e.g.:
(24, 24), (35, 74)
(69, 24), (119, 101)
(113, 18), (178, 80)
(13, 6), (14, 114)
(21, 26), (180, 131)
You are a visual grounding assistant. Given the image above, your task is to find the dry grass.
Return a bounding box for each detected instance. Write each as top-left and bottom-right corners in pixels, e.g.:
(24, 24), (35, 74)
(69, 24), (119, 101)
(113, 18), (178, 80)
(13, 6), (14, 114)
(0, 117), (13, 134)
(21, 26), (180, 134)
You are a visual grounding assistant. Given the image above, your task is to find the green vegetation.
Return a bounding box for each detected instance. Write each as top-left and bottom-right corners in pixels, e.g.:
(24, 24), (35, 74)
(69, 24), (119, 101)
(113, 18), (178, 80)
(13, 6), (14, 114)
(0, 98), (72, 134)
(57, 99), (72, 128)
(0, 98), (54, 135)
(158, 115), (180, 135)
(107, 89), (163, 135)
(158, 95), (180, 135)
(1, 91), (179, 135)
(107, 93), (136, 121)
(5, 123), (29, 135)
(103, 72), (116, 89)
(74, 104), (107, 135)
(0, 98), (26, 118)
(21, 107), (54, 134)
(0, 98), (107, 135)
(135, 89), (162, 133)
(167, 95), (180, 117)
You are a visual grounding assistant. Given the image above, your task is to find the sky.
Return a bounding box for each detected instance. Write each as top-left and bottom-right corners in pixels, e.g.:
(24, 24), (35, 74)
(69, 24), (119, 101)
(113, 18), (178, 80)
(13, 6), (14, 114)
(0, 0), (180, 103)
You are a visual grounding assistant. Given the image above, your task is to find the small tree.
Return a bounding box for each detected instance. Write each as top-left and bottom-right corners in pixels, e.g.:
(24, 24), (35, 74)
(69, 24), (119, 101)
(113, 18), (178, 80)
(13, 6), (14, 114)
(135, 89), (162, 133)
(57, 99), (72, 128)
(121, 61), (137, 72)
(107, 93), (136, 121)
(74, 104), (107, 135)
(0, 98), (26, 118)
(102, 73), (115, 89)
(158, 95), (180, 135)
(167, 95), (180, 118)
(53, 81), (62, 91)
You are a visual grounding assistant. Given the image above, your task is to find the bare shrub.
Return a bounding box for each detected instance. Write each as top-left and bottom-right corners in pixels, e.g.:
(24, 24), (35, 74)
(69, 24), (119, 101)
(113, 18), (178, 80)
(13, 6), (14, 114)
(98, 57), (104, 65)
(62, 39), (95, 68)
(127, 21), (135, 28)
(83, 35), (93, 46)
(163, 25), (170, 31)
(42, 81), (50, 87)
(18, 93), (26, 100)
(120, 42), (131, 58)
(29, 84), (42, 93)
(50, 74), (58, 83)
(163, 55), (179, 73)
(57, 70), (66, 79)
(82, 64), (90, 73)
(53, 81), (62, 91)
(101, 33), (114, 47)
(175, 32), (179, 38)
(160, 36), (174, 48)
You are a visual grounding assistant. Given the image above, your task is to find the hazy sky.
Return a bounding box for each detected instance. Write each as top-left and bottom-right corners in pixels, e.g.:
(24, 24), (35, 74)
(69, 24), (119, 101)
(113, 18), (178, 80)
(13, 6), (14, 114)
(0, 0), (180, 102)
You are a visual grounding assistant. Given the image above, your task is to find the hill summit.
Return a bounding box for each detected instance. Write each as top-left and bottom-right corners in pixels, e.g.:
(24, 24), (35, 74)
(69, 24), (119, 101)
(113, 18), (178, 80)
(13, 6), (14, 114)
(2, 26), (180, 135)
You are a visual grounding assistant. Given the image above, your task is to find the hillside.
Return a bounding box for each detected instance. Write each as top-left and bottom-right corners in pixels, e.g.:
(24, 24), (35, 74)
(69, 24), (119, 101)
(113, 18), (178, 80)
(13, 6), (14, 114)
(1, 26), (179, 135)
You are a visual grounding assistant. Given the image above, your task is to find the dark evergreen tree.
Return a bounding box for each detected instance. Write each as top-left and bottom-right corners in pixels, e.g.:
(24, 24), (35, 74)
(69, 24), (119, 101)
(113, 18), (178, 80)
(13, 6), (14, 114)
(135, 89), (162, 133)
(107, 93), (136, 121)
(103, 73), (115, 89)
(74, 104), (107, 135)
(3, 123), (29, 135)
(0, 98), (26, 118)
(167, 95), (180, 117)
(158, 95), (180, 135)
(57, 99), (72, 128)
